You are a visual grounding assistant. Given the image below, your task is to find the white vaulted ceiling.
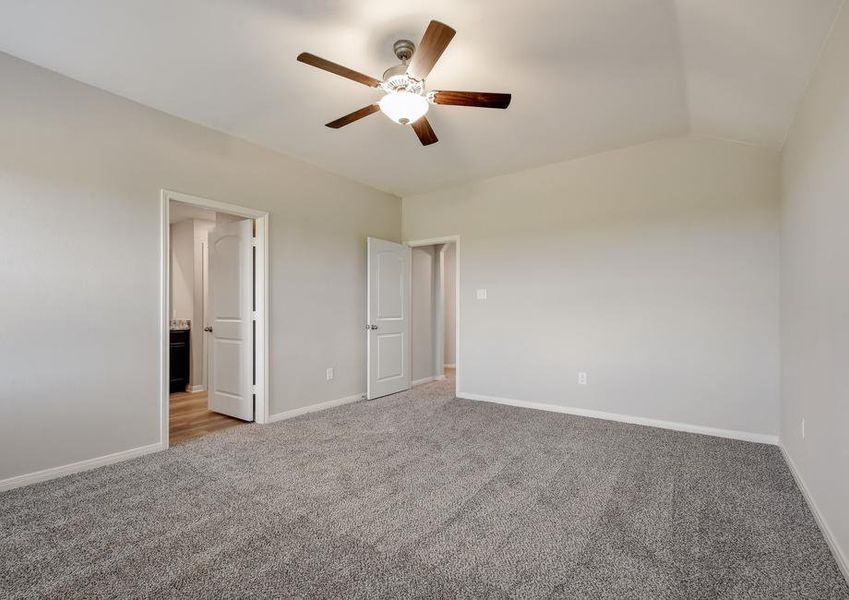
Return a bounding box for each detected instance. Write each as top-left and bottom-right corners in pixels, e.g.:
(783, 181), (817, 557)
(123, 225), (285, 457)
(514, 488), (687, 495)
(0, 0), (843, 195)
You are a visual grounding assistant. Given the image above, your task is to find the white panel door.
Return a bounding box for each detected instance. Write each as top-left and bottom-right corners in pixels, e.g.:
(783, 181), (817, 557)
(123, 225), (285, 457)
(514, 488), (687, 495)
(207, 219), (254, 421)
(367, 237), (411, 400)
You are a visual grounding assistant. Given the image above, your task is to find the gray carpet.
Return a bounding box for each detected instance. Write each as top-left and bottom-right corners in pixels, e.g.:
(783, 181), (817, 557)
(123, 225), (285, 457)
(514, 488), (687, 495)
(1, 378), (847, 599)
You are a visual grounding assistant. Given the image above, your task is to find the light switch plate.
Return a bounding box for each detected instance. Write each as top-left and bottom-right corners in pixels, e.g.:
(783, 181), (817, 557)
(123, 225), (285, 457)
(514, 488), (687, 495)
(476, 289), (487, 300)
(326, 367), (334, 381)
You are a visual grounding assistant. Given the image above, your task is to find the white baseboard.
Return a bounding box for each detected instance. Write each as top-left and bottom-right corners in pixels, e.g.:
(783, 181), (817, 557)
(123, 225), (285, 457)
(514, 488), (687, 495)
(267, 393), (363, 423)
(434, 375), (447, 381)
(190, 385), (206, 393)
(0, 442), (164, 493)
(781, 445), (849, 584)
(444, 363), (456, 368)
(412, 376), (435, 387)
(456, 391), (779, 445)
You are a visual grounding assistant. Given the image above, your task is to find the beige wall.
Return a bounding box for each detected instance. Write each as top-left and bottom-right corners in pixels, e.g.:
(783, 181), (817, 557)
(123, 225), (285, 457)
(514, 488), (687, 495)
(443, 243), (456, 366)
(0, 52), (400, 481)
(411, 246), (436, 381)
(169, 220), (194, 322)
(780, 3), (849, 577)
(404, 136), (780, 438)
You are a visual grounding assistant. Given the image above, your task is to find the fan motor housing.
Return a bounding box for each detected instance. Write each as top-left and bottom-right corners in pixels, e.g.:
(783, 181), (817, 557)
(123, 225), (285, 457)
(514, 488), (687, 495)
(381, 71), (424, 95)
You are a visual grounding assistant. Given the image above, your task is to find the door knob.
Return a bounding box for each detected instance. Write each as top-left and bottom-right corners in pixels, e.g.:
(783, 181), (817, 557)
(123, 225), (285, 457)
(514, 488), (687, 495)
(204, 326), (213, 333)
(370, 324), (378, 330)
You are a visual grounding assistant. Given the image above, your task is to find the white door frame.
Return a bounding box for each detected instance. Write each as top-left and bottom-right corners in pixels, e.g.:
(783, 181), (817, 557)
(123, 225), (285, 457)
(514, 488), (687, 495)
(405, 235), (460, 390)
(160, 189), (270, 449)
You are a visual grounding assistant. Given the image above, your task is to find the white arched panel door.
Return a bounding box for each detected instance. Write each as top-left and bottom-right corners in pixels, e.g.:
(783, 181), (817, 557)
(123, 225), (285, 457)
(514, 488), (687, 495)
(367, 238), (411, 400)
(207, 219), (254, 421)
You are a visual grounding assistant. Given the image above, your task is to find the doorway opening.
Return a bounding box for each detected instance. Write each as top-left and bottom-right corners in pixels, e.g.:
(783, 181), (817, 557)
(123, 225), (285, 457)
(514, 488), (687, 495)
(410, 241), (457, 392)
(365, 235), (459, 400)
(160, 190), (269, 448)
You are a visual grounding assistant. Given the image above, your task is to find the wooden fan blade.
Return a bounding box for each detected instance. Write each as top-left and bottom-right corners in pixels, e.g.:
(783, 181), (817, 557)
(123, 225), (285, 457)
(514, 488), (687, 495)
(431, 91), (512, 109)
(325, 104), (380, 129)
(297, 52), (381, 88)
(411, 117), (438, 146)
(406, 20), (456, 81)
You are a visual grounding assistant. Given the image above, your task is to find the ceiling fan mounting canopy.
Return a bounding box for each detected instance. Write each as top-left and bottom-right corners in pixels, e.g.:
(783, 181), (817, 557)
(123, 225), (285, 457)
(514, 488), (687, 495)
(296, 20), (511, 146)
(392, 39), (416, 62)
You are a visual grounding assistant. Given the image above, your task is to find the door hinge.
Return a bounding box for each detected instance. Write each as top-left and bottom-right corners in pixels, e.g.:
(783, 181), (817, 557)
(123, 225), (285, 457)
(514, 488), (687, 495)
(252, 311), (258, 321)
(251, 384), (257, 394)
(252, 237), (257, 247)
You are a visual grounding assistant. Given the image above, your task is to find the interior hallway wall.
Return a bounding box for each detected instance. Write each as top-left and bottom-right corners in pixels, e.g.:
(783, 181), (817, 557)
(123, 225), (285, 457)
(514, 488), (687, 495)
(0, 52), (400, 482)
(169, 220), (194, 323)
(411, 246), (436, 382)
(443, 243), (456, 366)
(780, 2), (849, 578)
(403, 136), (780, 439)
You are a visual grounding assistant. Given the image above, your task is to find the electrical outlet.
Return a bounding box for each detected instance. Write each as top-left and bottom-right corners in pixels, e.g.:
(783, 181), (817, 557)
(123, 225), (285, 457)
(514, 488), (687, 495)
(578, 371), (588, 385)
(801, 417), (805, 440)
(326, 367), (334, 381)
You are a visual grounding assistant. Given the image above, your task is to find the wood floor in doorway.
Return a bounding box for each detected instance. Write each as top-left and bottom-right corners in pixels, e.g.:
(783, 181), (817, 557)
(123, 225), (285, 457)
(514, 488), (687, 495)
(169, 391), (243, 446)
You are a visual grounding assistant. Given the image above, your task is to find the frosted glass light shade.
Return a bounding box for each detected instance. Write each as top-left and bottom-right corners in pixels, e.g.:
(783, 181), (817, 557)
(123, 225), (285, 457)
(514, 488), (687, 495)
(378, 91), (429, 125)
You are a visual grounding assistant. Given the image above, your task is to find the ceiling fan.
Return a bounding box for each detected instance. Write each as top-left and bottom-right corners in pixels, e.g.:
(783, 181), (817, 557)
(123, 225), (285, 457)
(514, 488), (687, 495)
(297, 20), (511, 146)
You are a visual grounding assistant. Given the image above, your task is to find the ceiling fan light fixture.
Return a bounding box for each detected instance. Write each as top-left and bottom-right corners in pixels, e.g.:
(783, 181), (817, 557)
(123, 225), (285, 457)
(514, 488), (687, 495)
(298, 20), (511, 145)
(378, 90), (429, 125)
